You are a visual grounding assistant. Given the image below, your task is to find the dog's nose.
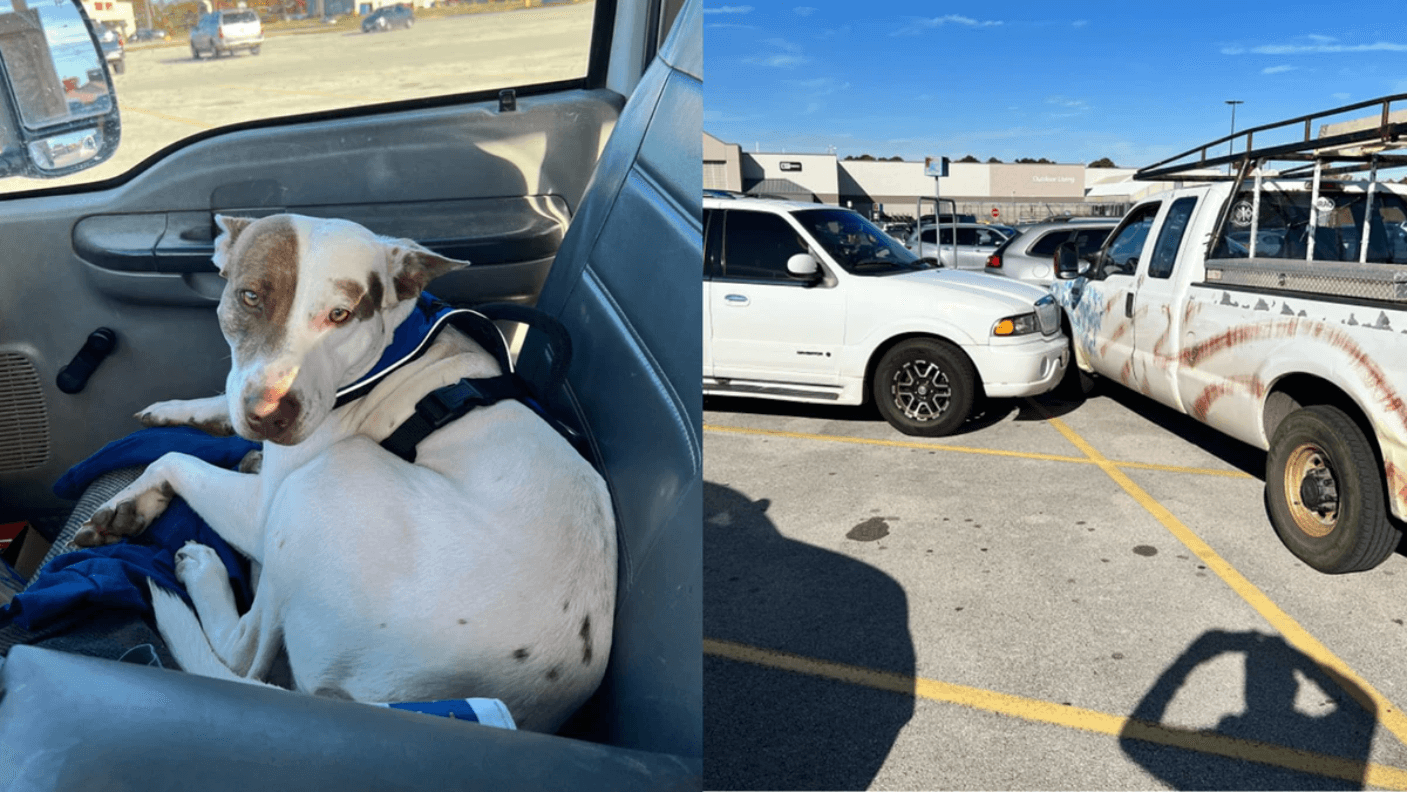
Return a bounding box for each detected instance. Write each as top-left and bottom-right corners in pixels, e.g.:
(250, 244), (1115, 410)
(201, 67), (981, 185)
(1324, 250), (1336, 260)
(245, 394), (301, 441)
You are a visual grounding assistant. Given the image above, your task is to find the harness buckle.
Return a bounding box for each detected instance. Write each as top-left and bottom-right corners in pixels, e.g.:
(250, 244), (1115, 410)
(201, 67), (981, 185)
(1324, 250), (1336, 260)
(417, 380), (488, 428)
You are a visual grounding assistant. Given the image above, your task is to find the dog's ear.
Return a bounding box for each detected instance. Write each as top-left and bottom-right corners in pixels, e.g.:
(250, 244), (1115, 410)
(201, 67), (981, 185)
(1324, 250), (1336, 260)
(387, 240), (471, 301)
(212, 215), (256, 276)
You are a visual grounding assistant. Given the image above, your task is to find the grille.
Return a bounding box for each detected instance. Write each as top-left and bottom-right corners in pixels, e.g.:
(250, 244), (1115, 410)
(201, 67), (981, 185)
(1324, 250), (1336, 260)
(0, 352), (50, 472)
(1035, 297), (1061, 335)
(1205, 258), (1406, 304)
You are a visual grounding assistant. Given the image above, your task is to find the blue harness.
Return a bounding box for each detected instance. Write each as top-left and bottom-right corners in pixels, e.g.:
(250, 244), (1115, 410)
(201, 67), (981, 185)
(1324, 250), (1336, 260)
(335, 295), (581, 464)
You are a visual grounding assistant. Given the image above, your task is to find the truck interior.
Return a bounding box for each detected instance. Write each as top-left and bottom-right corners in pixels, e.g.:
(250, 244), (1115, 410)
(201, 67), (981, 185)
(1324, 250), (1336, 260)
(0, 0), (702, 787)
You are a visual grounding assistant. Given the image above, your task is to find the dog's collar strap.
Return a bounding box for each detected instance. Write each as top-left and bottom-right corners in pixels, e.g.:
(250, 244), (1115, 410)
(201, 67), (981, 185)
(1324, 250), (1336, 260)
(333, 296), (512, 411)
(380, 375), (525, 463)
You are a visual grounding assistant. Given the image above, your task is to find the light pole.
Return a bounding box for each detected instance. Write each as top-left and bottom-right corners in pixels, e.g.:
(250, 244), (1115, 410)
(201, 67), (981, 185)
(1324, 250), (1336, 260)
(1225, 100), (1243, 174)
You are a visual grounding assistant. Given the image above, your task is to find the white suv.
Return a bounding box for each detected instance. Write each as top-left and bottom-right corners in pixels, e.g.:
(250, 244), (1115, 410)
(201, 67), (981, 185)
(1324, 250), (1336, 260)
(704, 198), (1068, 436)
(190, 10), (263, 59)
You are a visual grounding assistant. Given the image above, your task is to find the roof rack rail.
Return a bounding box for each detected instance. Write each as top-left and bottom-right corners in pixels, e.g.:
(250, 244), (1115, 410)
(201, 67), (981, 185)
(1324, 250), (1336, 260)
(1135, 94), (1406, 182)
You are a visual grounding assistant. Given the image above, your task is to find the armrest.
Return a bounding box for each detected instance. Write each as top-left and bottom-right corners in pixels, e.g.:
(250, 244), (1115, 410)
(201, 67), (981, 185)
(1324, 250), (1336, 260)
(0, 646), (701, 791)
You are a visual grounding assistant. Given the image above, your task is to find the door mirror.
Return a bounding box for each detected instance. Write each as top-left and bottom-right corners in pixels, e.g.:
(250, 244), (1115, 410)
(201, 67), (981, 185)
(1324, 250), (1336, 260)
(0, 0), (120, 179)
(1054, 242), (1082, 280)
(786, 252), (819, 280)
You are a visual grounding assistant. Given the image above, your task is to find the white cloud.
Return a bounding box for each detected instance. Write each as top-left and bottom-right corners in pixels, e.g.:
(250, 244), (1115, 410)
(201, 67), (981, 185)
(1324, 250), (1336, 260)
(704, 5), (753, 14)
(1223, 39), (1406, 55)
(763, 37), (804, 52)
(1262, 65), (1296, 74)
(1072, 20), (1088, 28)
(1045, 96), (1089, 111)
(707, 23), (757, 30)
(794, 6), (816, 15)
(892, 14), (1003, 36)
(1332, 92), (1351, 101)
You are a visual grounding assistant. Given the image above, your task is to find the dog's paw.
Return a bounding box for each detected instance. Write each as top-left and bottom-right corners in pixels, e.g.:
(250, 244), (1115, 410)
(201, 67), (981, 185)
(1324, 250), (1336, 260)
(175, 542), (226, 593)
(237, 449), (263, 475)
(137, 399), (235, 437)
(72, 481), (176, 547)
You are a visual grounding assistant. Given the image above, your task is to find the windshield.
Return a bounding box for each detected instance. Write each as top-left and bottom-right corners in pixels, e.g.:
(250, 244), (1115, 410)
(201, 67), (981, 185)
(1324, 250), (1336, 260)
(793, 209), (929, 275)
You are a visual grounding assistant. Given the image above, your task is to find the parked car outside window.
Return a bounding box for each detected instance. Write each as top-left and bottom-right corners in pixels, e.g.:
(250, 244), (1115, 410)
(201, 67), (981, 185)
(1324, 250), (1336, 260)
(704, 198), (1069, 437)
(189, 10), (264, 60)
(903, 221), (1012, 270)
(363, 4), (416, 32)
(985, 219), (1116, 285)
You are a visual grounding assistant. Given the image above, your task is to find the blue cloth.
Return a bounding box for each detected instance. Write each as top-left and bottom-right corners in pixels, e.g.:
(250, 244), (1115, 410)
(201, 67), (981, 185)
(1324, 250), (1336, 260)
(0, 426), (260, 632)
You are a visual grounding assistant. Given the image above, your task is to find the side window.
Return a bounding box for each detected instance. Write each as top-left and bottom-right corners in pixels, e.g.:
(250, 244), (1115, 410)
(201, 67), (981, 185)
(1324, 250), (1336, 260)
(956, 228), (978, 246)
(936, 228), (953, 245)
(919, 228), (937, 244)
(1, 0), (600, 194)
(721, 211), (809, 283)
(704, 209), (722, 279)
(974, 228), (1003, 247)
(1147, 197), (1198, 279)
(1028, 231), (1069, 257)
(1072, 227), (1111, 256)
(1097, 202), (1161, 278)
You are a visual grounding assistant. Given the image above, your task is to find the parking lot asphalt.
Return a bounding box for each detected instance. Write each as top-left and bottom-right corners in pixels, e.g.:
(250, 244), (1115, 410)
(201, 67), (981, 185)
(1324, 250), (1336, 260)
(703, 385), (1407, 791)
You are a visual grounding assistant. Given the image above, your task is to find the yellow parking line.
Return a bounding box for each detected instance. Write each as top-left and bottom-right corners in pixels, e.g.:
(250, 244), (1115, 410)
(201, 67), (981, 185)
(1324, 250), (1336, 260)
(705, 638), (1408, 790)
(121, 106), (214, 128)
(703, 423), (1253, 479)
(1034, 405), (1407, 745)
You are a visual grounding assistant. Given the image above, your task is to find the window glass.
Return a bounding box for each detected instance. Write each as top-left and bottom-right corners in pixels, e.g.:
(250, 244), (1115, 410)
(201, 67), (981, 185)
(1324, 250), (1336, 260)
(0, 0), (599, 195)
(1147, 197), (1197, 279)
(973, 228), (1004, 247)
(721, 210), (809, 282)
(792, 207), (927, 276)
(1028, 231), (1068, 257)
(704, 207), (721, 278)
(1072, 227), (1111, 255)
(955, 228), (978, 246)
(1096, 202), (1160, 278)
(1211, 188), (1405, 263)
(919, 228), (936, 244)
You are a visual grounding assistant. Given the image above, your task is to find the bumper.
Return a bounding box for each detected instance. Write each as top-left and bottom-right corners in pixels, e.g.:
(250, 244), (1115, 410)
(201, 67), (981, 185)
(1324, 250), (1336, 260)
(222, 35), (263, 48)
(970, 332), (1068, 398)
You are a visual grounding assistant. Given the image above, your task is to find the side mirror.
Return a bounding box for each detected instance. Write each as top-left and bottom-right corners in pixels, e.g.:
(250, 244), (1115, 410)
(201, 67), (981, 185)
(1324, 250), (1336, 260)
(1054, 242), (1082, 280)
(786, 253), (820, 284)
(0, 0), (121, 179)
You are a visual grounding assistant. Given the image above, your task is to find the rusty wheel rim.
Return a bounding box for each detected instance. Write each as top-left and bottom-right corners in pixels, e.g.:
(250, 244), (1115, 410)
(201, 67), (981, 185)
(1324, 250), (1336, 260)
(1284, 443), (1337, 538)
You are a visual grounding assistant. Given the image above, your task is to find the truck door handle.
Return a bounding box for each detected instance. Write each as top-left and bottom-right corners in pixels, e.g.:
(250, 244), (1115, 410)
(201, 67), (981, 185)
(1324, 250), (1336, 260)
(1125, 292), (1134, 318)
(725, 294), (749, 306)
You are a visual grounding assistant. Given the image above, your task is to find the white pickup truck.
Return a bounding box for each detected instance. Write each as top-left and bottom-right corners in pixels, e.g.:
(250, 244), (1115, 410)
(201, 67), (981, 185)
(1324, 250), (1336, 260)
(1050, 95), (1406, 573)
(703, 196), (1068, 436)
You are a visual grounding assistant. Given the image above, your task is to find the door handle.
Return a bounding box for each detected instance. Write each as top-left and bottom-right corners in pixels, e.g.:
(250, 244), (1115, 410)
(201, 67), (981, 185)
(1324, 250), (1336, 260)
(724, 294), (749, 306)
(1125, 292), (1134, 318)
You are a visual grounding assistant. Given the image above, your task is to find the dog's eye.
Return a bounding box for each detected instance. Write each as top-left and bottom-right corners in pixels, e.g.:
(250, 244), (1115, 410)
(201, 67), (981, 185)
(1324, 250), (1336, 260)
(240, 289), (260, 308)
(328, 307), (351, 324)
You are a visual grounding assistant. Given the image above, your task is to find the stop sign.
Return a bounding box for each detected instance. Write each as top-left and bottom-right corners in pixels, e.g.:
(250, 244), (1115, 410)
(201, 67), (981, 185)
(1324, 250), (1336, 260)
(991, 208), (1000, 218)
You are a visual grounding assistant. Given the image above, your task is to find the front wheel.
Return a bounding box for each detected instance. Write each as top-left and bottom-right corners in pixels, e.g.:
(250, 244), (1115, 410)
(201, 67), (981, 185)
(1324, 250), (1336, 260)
(1266, 405), (1400, 573)
(872, 338), (975, 437)
(250, 44), (261, 55)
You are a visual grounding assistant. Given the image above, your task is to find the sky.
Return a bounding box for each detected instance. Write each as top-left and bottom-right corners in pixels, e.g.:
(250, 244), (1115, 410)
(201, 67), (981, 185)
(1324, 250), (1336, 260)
(704, 1), (1408, 169)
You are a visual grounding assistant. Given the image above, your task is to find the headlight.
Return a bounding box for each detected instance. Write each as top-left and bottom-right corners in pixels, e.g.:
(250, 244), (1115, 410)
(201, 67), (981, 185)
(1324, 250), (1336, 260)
(992, 312), (1039, 337)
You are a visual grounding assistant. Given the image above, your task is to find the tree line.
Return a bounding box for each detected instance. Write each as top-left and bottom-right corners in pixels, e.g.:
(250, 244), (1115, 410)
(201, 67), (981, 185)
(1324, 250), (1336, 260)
(841, 154), (1121, 168)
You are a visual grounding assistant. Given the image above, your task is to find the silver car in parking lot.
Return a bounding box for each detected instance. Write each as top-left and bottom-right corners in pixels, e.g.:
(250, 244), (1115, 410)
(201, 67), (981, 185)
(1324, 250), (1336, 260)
(903, 222), (1011, 270)
(984, 219), (1116, 285)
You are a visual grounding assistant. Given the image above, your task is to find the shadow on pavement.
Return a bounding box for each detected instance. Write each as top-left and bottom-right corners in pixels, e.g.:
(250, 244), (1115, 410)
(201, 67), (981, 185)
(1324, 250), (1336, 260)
(1120, 630), (1376, 790)
(704, 482), (915, 791)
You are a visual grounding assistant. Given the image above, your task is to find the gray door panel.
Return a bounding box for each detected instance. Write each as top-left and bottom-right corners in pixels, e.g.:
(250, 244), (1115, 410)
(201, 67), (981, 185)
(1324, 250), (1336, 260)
(0, 90), (622, 514)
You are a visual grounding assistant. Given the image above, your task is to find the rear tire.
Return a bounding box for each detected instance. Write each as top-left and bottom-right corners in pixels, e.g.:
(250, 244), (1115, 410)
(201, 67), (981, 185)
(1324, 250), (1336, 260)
(872, 338), (975, 437)
(191, 45), (202, 59)
(1266, 405), (1400, 573)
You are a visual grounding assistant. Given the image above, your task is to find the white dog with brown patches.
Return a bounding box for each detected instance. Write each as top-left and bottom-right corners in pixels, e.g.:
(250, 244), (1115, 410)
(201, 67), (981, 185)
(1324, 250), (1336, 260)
(72, 214), (616, 733)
